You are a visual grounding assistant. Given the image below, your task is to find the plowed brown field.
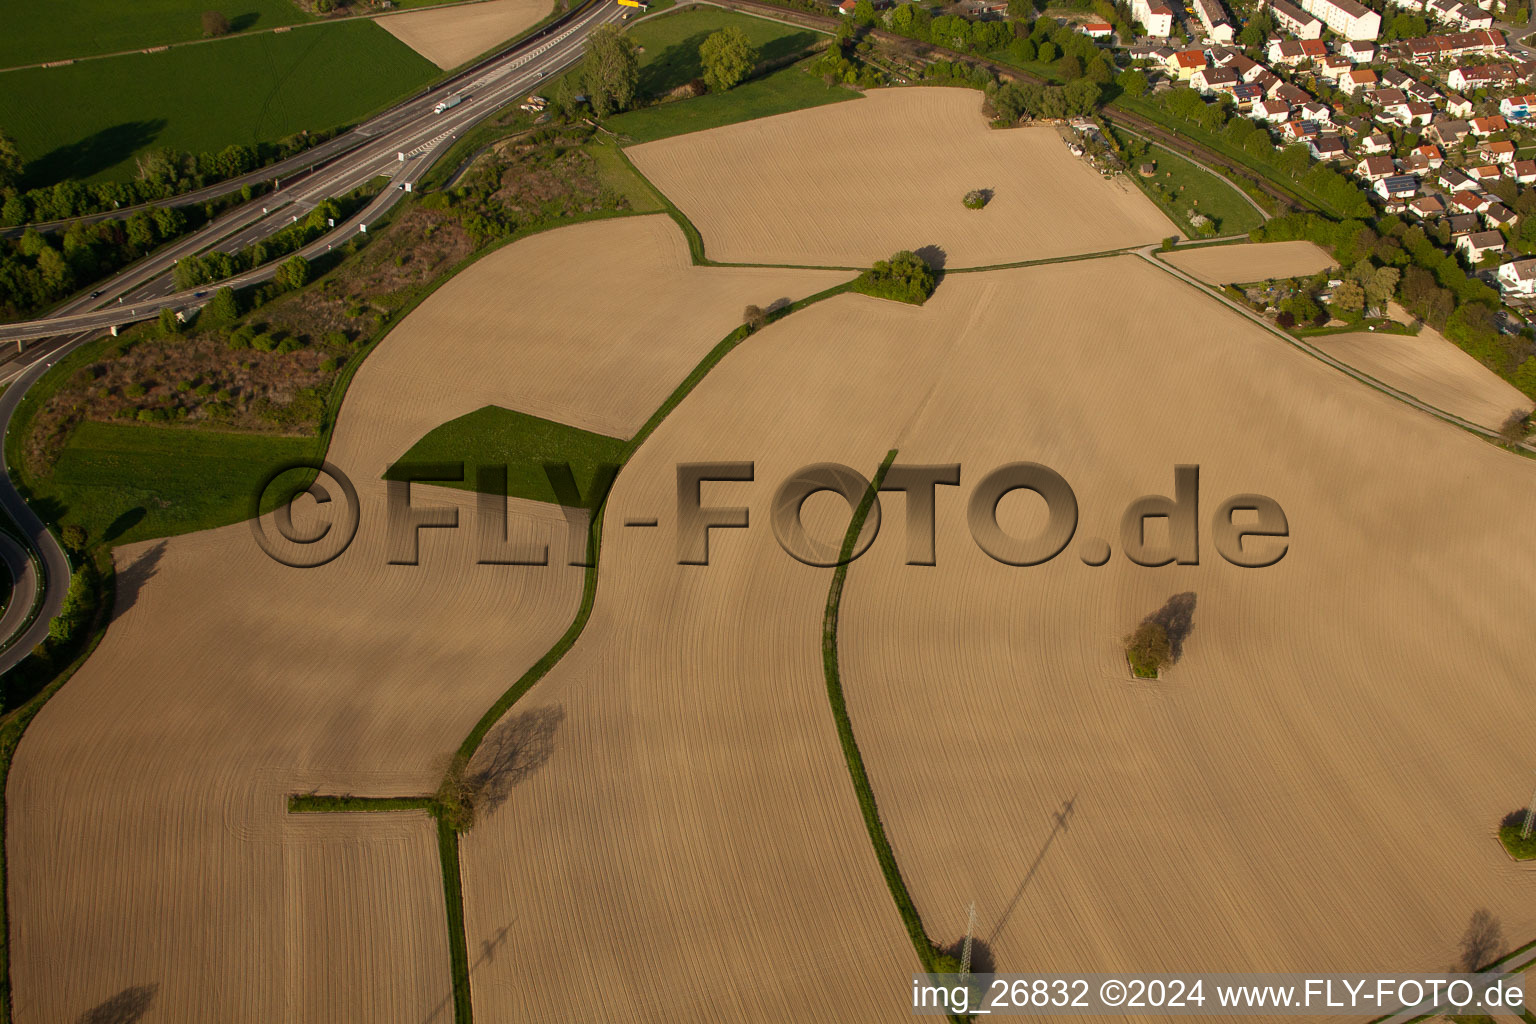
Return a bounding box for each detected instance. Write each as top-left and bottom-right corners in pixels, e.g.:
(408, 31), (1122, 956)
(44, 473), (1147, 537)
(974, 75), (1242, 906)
(1314, 325), (1532, 431)
(4, 216), (846, 1021)
(1163, 240), (1336, 283)
(627, 88), (1173, 268)
(457, 290), (965, 1022)
(836, 256), (1536, 998)
(380, 0), (550, 68)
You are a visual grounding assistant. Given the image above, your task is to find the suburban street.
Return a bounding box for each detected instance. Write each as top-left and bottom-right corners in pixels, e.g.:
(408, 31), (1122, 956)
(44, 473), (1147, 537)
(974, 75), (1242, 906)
(0, 0), (626, 658)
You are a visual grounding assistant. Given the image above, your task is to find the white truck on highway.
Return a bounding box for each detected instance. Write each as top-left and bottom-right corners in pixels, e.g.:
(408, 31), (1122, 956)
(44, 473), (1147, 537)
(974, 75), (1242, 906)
(433, 94), (463, 114)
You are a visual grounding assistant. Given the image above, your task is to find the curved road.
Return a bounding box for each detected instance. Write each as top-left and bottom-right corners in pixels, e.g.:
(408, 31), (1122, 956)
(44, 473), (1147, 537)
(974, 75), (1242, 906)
(0, 0), (627, 667)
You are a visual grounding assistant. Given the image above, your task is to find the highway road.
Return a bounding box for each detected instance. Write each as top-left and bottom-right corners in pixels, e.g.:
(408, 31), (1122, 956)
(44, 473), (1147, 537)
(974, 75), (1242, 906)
(0, 0), (625, 662)
(0, 0), (624, 346)
(0, 5), (604, 241)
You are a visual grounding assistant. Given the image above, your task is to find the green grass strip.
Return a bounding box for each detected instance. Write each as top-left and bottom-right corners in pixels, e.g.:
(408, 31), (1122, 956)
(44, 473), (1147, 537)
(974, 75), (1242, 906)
(819, 449), (941, 971)
(437, 815), (472, 1024)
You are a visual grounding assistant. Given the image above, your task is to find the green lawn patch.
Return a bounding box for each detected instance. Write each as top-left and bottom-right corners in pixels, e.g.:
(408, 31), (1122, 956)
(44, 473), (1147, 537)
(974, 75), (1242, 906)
(31, 420), (316, 547)
(1130, 145), (1265, 238)
(1499, 820), (1536, 860)
(628, 5), (821, 98)
(586, 138), (664, 212)
(1, 21), (437, 185)
(0, 0), (308, 67)
(610, 58), (858, 144)
(384, 404), (626, 508)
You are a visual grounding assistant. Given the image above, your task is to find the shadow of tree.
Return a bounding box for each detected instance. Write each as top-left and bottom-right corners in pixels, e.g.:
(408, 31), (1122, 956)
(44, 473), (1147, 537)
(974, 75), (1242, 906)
(103, 507), (147, 544)
(914, 244), (948, 271)
(24, 120), (167, 190)
(468, 705), (565, 816)
(1143, 591), (1196, 661)
(75, 983), (157, 1024)
(113, 540), (166, 618)
(635, 29), (817, 98)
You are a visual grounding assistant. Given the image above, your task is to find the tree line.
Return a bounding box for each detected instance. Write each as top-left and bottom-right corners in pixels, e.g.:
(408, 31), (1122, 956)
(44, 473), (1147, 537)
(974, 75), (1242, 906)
(0, 205), (190, 319)
(0, 125), (334, 227)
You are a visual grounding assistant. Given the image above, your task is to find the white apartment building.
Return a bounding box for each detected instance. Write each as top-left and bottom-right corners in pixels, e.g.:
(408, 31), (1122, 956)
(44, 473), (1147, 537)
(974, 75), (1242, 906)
(1266, 0), (1324, 37)
(1132, 0), (1175, 36)
(1299, 0), (1381, 39)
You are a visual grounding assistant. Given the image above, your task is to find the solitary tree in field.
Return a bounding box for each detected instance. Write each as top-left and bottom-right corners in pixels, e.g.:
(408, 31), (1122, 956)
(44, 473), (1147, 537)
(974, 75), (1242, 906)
(699, 27), (759, 93)
(0, 128), (22, 193)
(742, 304), (766, 331)
(582, 25), (640, 118)
(202, 10), (231, 36)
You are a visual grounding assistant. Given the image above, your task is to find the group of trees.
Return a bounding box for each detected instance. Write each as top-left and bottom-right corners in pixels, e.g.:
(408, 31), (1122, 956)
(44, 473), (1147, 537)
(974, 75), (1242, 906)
(700, 27), (760, 92)
(992, 78), (1102, 122)
(0, 205), (189, 318)
(582, 24), (640, 117)
(0, 125), (326, 227)
(854, 250), (937, 304)
(173, 199), (339, 290)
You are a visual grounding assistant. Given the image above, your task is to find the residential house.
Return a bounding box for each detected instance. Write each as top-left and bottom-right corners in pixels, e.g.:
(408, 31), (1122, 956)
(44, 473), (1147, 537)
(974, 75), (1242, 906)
(1370, 88), (1408, 108)
(1265, 0), (1324, 37)
(1269, 38), (1328, 64)
(1469, 114), (1508, 136)
(1168, 49), (1208, 78)
(1403, 151), (1434, 172)
(1484, 203), (1518, 228)
(1506, 159), (1536, 184)
(1252, 98), (1291, 122)
(1426, 119), (1471, 145)
(1274, 82), (1313, 106)
(1456, 229), (1505, 262)
(1497, 258), (1536, 297)
(1481, 139), (1517, 163)
(1499, 93), (1535, 120)
(1409, 194), (1447, 217)
(1376, 174), (1421, 200)
(1300, 101), (1333, 123)
(1399, 101), (1437, 125)
(1414, 143), (1445, 167)
(1319, 55), (1355, 79)
(1231, 82), (1264, 107)
(1310, 136), (1349, 160)
(1254, 69), (1284, 95)
(1282, 119), (1323, 141)
(1357, 154), (1397, 179)
(1342, 40), (1376, 61)
(1447, 212), (1480, 235)
(1469, 163), (1504, 183)
(1193, 66), (1242, 93)
(1361, 132), (1393, 153)
(1083, 22), (1114, 37)
(1341, 68), (1378, 94)
(1449, 65), (1521, 91)
(1445, 93), (1474, 117)
(1450, 188), (1492, 212)
(1192, 0), (1235, 42)
(1440, 167), (1478, 191)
